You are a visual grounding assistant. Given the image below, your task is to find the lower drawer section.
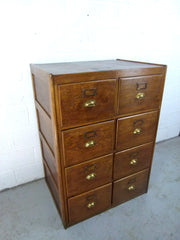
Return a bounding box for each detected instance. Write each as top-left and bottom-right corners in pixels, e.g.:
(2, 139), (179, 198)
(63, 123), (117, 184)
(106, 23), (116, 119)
(112, 169), (149, 206)
(68, 183), (112, 225)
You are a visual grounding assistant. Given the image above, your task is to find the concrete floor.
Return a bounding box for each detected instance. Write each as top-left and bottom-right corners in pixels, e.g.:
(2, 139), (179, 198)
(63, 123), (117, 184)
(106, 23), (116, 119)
(0, 137), (180, 240)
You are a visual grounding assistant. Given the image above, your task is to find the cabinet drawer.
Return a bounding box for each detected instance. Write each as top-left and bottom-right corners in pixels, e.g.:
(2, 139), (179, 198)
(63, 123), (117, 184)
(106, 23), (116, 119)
(58, 79), (116, 128)
(65, 154), (113, 197)
(116, 111), (158, 151)
(68, 183), (112, 225)
(62, 120), (115, 167)
(113, 169), (149, 206)
(118, 75), (163, 115)
(114, 142), (153, 180)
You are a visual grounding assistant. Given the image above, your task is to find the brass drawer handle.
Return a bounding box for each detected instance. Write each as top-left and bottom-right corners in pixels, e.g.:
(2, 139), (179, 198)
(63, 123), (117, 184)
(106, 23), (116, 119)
(85, 140), (95, 148)
(84, 99), (96, 107)
(130, 159), (137, 165)
(86, 172), (96, 180)
(133, 128), (141, 135)
(128, 185), (135, 191)
(136, 92), (145, 100)
(87, 201), (95, 208)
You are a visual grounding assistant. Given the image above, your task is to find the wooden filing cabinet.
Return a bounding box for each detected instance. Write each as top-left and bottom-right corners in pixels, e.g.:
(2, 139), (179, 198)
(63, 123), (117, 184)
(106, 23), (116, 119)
(30, 59), (166, 228)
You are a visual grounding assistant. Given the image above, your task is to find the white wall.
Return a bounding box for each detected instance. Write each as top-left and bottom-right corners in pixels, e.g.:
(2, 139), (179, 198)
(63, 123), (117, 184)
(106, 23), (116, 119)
(0, 0), (180, 191)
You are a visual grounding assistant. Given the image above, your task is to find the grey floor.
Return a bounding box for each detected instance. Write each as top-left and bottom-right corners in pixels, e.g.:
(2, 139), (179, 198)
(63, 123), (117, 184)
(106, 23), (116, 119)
(0, 137), (180, 240)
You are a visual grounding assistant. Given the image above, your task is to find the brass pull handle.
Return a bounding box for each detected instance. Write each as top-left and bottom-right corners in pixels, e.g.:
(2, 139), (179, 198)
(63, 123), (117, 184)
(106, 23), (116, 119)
(128, 185), (135, 191)
(84, 99), (96, 107)
(86, 173), (96, 180)
(136, 92), (145, 100)
(85, 140), (95, 148)
(130, 159), (137, 165)
(87, 201), (95, 208)
(133, 128), (141, 135)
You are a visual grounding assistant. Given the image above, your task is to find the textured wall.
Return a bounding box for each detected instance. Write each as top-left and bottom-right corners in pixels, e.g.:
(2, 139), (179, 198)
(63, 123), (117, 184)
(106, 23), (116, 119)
(0, 0), (180, 191)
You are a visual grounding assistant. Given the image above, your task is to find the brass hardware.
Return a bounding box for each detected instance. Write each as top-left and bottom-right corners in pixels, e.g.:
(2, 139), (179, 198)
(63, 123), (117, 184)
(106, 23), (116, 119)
(128, 185), (135, 191)
(86, 194), (96, 201)
(133, 128), (141, 135)
(130, 159), (137, 165)
(87, 201), (95, 208)
(133, 119), (144, 127)
(83, 88), (97, 97)
(136, 82), (147, 90)
(84, 99), (96, 107)
(86, 172), (96, 180)
(85, 164), (96, 173)
(128, 177), (136, 184)
(130, 151), (139, 159)
(85, 140), (95, 148)
(84, 130), (97, 139)
(136, 92), (145, 100)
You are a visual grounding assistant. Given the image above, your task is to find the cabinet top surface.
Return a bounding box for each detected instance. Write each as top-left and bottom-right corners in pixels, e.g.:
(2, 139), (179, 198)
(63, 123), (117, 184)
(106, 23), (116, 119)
(31, 59), (164, 75)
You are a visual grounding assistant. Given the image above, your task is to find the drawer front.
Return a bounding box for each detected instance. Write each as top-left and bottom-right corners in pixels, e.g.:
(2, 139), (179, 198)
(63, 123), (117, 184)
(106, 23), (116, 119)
(113, 169), (149, 206)
(118, 75), (163, 115)
(114, 142), (153, 180)
(62, 120), (115, 167)
(116, 111), (158, 151)
(58, 79), (116, 128)
(68, 183), (112, 225)
(65, 154), (113, 197)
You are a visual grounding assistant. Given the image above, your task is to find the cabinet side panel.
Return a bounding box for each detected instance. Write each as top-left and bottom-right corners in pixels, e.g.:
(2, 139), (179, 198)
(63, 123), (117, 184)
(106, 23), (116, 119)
(40, 138), (58, 186)
(31, 72), (64, 225)
(44, 161), (60, 208)
(146, 66), (167, 190)
(49, 76), (69, 228)
(31, 65), (51, 115)
(36, 104), (54, 152)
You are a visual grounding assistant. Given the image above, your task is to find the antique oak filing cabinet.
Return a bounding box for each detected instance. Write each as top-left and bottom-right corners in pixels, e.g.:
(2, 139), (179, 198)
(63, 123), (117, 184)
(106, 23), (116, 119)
(30, 59), (167, 228)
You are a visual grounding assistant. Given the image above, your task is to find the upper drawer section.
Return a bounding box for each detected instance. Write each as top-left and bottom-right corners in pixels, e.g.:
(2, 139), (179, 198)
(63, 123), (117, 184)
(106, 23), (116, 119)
(118, 75), (163, 116)
(58, 79), (116, 128)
